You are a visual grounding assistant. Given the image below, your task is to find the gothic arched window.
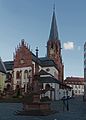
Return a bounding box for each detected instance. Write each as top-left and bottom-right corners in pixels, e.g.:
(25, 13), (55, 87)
(45, 84), (50, 90)
(16, 71), (20, 79)
(24, 70), (28, 79)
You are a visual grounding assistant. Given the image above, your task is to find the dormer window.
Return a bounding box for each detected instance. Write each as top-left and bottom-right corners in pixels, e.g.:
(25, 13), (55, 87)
(46, 68), (50, 72)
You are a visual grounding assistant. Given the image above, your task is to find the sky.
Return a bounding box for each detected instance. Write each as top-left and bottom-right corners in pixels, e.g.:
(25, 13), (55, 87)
(0, 0), (86, 78)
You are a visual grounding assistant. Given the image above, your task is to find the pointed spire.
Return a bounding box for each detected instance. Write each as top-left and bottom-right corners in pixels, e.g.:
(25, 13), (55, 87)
(53, 2), (55, 12)
(21, 39), (25, 46)
(49, 5), (59, 40)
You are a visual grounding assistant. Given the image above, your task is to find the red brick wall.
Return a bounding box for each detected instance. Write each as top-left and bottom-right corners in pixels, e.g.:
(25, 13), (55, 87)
(47, 40), (64, 82)
(14, 40), (32, 68)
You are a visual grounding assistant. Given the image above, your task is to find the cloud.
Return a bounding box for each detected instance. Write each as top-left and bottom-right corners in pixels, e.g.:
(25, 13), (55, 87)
(63, 41), (74, 50)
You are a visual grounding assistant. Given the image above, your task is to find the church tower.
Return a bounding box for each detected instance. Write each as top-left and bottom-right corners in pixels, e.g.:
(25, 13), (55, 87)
(47, 7), (64, 82)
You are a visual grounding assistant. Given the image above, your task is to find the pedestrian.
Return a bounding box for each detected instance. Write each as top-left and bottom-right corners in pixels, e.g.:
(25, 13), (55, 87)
(66, 96), (69, 111)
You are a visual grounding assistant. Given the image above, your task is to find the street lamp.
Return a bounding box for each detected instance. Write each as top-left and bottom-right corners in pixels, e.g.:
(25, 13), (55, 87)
(66, 90), (69, 111)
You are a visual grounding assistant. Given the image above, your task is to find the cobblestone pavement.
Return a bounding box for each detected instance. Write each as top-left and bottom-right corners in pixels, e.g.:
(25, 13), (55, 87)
(42, 96), (86, 120)
(0, 96), (86, 120)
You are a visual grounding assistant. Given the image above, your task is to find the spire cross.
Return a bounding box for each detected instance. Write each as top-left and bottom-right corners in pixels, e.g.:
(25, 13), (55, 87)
(53, 2), (55, 12)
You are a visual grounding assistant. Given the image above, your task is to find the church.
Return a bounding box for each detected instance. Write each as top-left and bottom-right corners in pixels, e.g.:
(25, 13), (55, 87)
(0, 8), (70, 100)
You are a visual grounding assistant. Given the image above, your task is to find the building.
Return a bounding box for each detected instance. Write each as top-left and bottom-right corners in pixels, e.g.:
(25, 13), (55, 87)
(0, 7), (66, 100)
(0, 58), (6, 91)
(84, 42), (86, 100)
(64, 77), (84, 95)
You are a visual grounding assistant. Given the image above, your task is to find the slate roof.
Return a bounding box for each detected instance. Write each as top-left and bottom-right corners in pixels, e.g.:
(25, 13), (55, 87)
(38, 76), (61, 84)
(39, 57), (59, 70)
(39, 57), (50, 61)
(3, 53), (58, 71)
(3, 56), (58, 71)
(4, 61), (14, 71)
(0, 59), (6, 73)
(31, 52), (41, 65)
(65, 77), (84, 82)
(64, 77), (84, 85)
(38, 76), (72, 89)
(49, 10), (59, 40)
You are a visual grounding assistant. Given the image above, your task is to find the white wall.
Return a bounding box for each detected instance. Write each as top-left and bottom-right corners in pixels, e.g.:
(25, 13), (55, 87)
(45, 91), (50, 98)
(55, 83), (60, 100)
(32, 61), (42, 74)
(0, 72), (6, 91)
(68, 84), (84, 95)
(42, 82), (60, 100)
(42, 66), (59, 79)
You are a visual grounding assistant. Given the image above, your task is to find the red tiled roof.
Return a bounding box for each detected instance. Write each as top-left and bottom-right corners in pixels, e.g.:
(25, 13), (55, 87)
(64, 77), (84, 85)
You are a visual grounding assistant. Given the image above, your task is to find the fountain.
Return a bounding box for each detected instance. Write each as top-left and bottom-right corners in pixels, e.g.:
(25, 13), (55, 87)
(17, 74), (54, 116)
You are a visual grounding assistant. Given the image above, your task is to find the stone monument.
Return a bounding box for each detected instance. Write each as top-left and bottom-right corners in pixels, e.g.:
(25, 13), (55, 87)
(18, 74), (52, 116)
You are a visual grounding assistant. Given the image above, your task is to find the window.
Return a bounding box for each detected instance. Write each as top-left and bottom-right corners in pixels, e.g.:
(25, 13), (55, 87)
(20, 59), (24, 64)
(24, 70), (28, 79)
(16, 71), (20, 79)
(75, 90), (77, 93)
(82, 85), (84, 89)
(46, 68), (50, 72)
(75, 85), (77, 88)
(78, 85), (80, 88)
(45, 84), (50, 90)
(78, 90), (80, 94)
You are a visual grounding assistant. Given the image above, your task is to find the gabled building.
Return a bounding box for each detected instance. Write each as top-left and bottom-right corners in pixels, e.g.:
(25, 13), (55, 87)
(1, 7), (65, 100)
(64, 77), (84, 95)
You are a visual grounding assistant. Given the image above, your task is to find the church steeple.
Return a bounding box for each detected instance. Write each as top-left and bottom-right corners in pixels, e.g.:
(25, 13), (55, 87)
(49, 6), (59, 40)
(47, 6), (64, 82)
(47, 6), (60, 60)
